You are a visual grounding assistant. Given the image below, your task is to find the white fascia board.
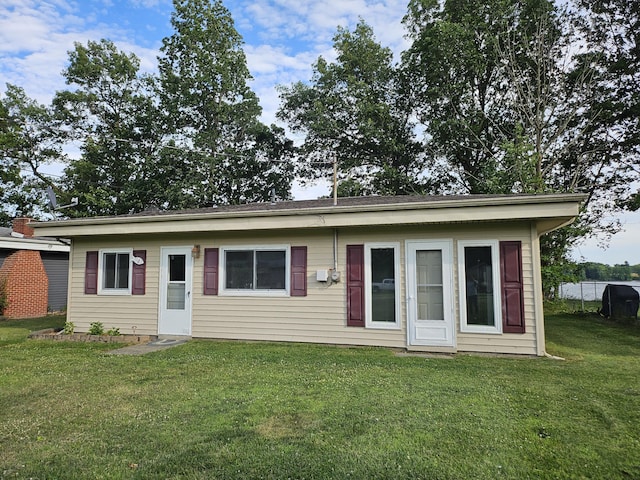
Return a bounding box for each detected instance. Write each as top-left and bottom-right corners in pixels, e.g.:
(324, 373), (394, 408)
(0, 238), (70, 252)
(32, 194), (585, 238)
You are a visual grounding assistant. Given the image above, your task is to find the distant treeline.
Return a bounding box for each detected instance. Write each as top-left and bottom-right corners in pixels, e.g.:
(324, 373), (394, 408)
(578, 262), (640, 282)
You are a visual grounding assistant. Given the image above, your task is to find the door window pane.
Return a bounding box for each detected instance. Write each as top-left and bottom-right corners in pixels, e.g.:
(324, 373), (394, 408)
(371, 247), (396, 323)
(418, 286), (444, 320)
(416, 250), (444, 321)
(169, 255), (186, 282)
(167, 284), (185, 310)
(464, 246), (495, 326)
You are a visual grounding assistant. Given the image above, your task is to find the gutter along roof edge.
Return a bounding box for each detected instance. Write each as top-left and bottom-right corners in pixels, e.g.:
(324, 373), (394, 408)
(32, 193), (586, 230)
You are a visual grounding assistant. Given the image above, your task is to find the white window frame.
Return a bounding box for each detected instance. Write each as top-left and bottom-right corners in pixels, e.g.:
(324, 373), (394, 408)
(458, 240), (502, 334)
(365, 242), (401, 330)
(219, 245), (290, 297)
(97, 248), (133, 295)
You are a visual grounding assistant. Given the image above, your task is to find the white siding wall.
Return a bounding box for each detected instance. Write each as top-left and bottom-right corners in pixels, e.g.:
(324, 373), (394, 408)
(67, 222), (541, 355)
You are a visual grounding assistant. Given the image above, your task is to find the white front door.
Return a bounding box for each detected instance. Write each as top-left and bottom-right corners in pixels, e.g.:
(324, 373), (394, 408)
(158, 247), (193, 336)
(406, 240), (455, 347)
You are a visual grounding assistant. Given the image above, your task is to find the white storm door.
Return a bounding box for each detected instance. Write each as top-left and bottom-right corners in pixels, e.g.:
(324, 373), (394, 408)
(406, 241), (455, 347)
(159, 247), (193, 335)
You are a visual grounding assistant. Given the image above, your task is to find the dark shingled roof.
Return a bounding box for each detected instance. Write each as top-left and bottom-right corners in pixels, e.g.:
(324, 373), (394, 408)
(99, 194), (519, 220)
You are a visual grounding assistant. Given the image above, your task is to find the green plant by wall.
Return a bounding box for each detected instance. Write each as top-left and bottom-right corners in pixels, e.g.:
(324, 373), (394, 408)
(0, 279), (8, 315)
(63, 322), (75, 335)
(88, 322), (104, 336)
(106, 327), (120, 336)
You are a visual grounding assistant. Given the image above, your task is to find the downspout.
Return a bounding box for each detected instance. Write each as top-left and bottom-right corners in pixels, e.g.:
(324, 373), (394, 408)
(533, 217), (577, 357)
(333, 228), (338, 273)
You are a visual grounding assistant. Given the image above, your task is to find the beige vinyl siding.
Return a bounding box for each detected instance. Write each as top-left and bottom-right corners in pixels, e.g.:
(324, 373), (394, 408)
(192, 230), (406, 348)
(453, 225), (538, 355)
(66, 222), (541, 355)
(67, 238), (161, 335)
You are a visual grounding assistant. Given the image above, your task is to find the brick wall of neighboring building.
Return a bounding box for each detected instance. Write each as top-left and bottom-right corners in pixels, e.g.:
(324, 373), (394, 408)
(0, 250), (49, 318)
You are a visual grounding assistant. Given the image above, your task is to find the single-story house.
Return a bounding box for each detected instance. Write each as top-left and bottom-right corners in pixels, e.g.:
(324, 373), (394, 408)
(33, 194), (583, 355)
(0, 218), (70, 318)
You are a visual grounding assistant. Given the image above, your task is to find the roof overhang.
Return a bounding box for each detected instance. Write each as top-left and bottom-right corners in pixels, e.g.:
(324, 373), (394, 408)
(0, 236), (70, 252)
(32, 194), (586, 238)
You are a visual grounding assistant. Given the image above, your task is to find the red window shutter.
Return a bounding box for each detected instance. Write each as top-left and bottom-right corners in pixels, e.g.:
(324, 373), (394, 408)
(132, 250), (146, 295)
(85, 251), (98, 294)
(346, 244), (365, 327)
(500, 241), (525, 333)
(290, 246), (307, 297)
(203, 248), (219, 295)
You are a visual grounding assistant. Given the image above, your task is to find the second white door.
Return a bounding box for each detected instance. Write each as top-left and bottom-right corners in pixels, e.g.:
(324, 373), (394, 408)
(158, 247), (193, 336)
(406, 241), (455, 347)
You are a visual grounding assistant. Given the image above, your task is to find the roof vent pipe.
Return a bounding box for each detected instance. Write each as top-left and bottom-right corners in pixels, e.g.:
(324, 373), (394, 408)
(333, 158), (338, 206)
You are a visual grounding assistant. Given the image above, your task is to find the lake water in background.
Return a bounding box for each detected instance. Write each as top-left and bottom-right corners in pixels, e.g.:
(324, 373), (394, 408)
(559, 281), (640, 301)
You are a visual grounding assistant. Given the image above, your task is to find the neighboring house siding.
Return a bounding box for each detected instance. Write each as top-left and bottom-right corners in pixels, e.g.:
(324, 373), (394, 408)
(41, 252), (69, 311)
(67, 222), (539, 354)
(0, 250), (48, 318)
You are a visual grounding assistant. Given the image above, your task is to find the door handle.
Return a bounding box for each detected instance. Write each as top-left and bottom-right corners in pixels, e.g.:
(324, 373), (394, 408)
(187, 291), (191, 297)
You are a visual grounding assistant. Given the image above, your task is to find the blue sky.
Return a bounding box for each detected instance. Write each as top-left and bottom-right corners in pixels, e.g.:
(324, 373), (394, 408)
(1, 0), (639, 265)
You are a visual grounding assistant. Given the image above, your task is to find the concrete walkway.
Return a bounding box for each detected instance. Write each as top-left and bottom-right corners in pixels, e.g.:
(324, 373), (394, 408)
(107, 338), (189, 355)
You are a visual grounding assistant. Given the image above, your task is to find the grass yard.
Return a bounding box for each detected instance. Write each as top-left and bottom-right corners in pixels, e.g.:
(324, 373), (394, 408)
(1, 312), (639, 479)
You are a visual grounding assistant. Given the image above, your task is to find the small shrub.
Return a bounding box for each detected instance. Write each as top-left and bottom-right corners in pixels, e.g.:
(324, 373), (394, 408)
(106, 327), (120, 336)
(0, 279), (8, 315)
(63, 322), (75, 335)
(88, 322), (105, 336)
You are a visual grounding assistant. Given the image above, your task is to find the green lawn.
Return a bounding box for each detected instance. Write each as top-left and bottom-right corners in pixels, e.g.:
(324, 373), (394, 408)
(1, 312), (639, 479)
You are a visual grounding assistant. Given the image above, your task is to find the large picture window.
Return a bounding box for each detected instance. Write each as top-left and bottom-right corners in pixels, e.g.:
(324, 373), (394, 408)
(365, 243), (401, 329)
(458, 240), (502, 334)
(98, 249), (132, 295)
(221, 246), (289, 296)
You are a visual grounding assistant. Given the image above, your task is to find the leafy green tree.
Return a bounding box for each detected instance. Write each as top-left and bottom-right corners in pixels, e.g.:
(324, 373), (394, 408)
(401, 0), (569, 195)
(401, 0), (636, 296)
(572, 0), (640, 212)
(54, 39), (162, 216)
(158, 0), (294, 206)
(277, 20), (427, 196)
(0, 85), (64, 224)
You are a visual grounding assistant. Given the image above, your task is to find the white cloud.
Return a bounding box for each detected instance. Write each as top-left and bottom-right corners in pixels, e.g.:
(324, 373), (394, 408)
(0, 1), (168, 103)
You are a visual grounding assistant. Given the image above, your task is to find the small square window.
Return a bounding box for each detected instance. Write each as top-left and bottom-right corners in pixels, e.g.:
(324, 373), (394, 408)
(98, 249), (132, 295)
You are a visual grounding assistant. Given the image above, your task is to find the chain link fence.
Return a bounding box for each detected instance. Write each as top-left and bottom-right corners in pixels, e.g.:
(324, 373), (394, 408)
(559, 281), (640, 307)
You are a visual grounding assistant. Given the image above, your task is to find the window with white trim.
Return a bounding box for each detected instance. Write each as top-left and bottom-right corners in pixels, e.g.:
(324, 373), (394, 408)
(365, 243), (401, 329)
(220, 245), (289, 296)
(98, 249), (132, 295)
(458, 240), (502, 334)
